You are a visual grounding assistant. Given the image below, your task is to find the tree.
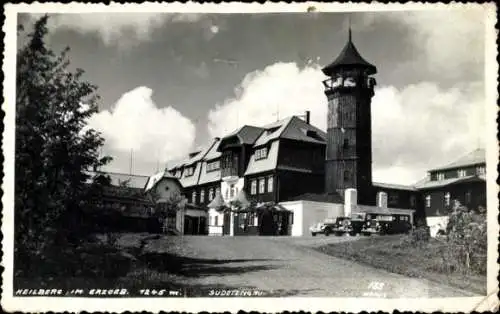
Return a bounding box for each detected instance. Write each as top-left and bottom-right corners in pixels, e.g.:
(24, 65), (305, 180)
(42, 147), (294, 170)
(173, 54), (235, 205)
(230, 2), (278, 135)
(15, 16), (111, 275)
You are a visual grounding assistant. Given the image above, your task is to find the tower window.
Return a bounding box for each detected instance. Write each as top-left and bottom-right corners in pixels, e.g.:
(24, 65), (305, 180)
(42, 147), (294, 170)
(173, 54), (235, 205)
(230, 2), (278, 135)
(343, 138), (349, 149)
(343, 170), (350, 182)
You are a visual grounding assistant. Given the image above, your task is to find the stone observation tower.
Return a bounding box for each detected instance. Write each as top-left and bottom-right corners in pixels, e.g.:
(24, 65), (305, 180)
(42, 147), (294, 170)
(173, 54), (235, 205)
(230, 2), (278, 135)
(321, 27), (377, 205)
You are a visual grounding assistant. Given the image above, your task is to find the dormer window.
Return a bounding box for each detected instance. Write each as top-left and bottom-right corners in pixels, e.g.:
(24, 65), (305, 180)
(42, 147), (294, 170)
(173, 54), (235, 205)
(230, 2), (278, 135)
(255, 147), (268, 160)
(206, 160), (220, 172)
(266, 127), (280, 134)
(185, 166), (194, 177)
(457, 169), (467, 178)
(437, 173), (445, 181)
(476, 166), (486, 175)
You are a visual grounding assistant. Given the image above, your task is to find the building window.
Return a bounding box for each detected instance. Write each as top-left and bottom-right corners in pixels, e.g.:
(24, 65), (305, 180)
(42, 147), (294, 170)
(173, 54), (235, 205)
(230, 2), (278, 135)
(388, 193), (399, 205)
(445, 192), (451, 206)
(267, 176), (274, 193)
(229, 184), (236, 198)
(259, 178), (266, 193)
(425, 195), (431, 208)
(250, 180), (257, 195)
(216, 187), (221, 196)
(192, 191), (197, 204)
(343, 170), (350, 182)
(207, 160), (221, 172)
(185, 166), (194, 177)
(255, 147), (268, 160)
(458, 169), (467, 178)
(437, 173), (445, 180)
(214, 216), (218, 226)
(477, 166), (486, 175)
(208, 188), (214, 201)
(465, 190), (471, 204)
(200, 189), (205, 203)
(410, 195), (416, 207)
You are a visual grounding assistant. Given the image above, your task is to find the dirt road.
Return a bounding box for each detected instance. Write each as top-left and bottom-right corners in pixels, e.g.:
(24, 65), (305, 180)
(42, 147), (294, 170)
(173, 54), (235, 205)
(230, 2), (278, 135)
(142, 235), (477, 297)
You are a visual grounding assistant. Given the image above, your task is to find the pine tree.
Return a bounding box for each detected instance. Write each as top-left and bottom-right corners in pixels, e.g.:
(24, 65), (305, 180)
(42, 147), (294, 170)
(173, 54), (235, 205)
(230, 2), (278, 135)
(15, 15), (111, 275)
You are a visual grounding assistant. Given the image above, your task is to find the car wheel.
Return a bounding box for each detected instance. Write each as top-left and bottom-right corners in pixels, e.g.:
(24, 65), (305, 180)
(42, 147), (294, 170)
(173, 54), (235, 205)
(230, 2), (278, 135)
(311, 232), (317, 237)
(324, 229), (330, 236)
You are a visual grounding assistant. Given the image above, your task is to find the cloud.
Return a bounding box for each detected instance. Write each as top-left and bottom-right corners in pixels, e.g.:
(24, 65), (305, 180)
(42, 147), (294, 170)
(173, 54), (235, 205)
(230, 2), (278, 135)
(362, 7), (485, 79)
(208, 62), (328, 137)
(207, 62), (485, 185)
(28, 13), (203, 47)
(371, 82), (485, 183)
(88, 86), (196, 174)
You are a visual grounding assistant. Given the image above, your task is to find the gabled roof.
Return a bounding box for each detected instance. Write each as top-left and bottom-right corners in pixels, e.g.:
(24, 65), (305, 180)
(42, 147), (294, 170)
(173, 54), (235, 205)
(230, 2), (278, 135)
(253, 116), (326, 147)
(415, 174), (486, 190)
(198, 149), (222, 185)
(219, 125), (264, 149)
(322, 31), (377, 76)
(429, 148), (486, 172)
(144, 170), (181, 193)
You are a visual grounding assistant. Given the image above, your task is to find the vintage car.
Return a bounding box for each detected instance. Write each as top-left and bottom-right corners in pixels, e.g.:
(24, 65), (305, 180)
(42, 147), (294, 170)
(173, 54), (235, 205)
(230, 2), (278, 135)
(361, 219), (381, 235)
(330, 217), (354, 236)
(309, 218), (338, 236)
(361, 214), (413, 235)
(310, 217), (359, 236)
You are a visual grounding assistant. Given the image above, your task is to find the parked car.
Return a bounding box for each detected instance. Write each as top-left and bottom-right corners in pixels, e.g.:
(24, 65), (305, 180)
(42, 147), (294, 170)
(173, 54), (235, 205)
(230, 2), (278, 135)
(331, 217), (355, 236)
(309, 221), (327, 236)
(361, 219), (381, 235)
(361, 214), (412, 235)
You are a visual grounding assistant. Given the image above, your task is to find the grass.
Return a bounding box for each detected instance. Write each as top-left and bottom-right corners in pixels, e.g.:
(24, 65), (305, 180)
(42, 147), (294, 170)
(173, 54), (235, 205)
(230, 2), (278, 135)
(14, 233), (286, 297)
(316, 235), (486, 295)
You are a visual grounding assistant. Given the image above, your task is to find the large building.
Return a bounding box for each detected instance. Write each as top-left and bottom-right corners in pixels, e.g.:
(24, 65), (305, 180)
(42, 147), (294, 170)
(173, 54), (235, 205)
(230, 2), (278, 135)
(161, 29), (487, 236)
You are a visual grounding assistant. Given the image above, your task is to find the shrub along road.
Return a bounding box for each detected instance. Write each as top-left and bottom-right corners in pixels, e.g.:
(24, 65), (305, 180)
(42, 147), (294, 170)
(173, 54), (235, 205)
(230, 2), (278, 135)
(134, 235), (479, 297)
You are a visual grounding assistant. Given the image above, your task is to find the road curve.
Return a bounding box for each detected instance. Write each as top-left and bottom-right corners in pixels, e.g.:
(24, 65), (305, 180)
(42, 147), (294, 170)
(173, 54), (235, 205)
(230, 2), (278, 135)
(144, 235), (478, 298)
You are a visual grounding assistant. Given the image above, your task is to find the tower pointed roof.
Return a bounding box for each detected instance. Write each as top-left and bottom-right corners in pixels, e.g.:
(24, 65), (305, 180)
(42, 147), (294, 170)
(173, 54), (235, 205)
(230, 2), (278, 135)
(322, 28), (377, 76)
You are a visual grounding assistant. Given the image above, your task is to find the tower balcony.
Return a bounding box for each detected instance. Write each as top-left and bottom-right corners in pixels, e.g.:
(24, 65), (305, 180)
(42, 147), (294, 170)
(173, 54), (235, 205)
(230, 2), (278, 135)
(322, 76), (376, 95)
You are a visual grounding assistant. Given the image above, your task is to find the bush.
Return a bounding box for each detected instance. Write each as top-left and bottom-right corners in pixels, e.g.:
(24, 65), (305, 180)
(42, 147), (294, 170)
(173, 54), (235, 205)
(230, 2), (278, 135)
(445, 204), (487, 275)
(400, 225), (430, 247)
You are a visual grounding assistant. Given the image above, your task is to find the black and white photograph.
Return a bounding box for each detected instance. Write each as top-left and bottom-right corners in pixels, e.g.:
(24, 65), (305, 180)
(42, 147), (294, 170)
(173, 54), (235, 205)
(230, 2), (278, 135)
(1, 2), (498, 312)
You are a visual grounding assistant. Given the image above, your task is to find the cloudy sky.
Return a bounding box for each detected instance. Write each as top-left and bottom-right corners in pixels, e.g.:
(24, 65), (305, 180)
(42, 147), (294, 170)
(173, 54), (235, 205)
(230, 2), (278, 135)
(18, 5), (488, 184)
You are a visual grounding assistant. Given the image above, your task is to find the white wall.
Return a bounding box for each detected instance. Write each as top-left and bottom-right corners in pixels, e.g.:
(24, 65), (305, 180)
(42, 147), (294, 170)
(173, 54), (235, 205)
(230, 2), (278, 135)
(153, 179), (183, 201)
(280, 202), (303, 236)
(220, 178), (244, 202)
(208, 207), (225, 236)
(427, 216), (449, 237)
(281, 201), (344, 236)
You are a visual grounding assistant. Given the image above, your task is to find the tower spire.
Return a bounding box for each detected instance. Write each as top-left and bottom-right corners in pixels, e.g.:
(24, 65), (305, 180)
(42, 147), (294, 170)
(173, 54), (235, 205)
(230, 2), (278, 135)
(348, 16), (352, 42)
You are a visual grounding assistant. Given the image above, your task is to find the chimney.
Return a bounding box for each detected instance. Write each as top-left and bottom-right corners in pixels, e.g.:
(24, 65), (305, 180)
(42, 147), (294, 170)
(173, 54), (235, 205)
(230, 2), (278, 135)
(305, 110), (310, 124)
(376, 191), (388, 208)
(344, 188), (357, 217)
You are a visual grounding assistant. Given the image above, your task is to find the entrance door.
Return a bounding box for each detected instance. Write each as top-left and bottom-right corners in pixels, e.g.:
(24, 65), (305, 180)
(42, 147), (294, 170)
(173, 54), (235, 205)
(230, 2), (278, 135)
(223, 212), (231, 235)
